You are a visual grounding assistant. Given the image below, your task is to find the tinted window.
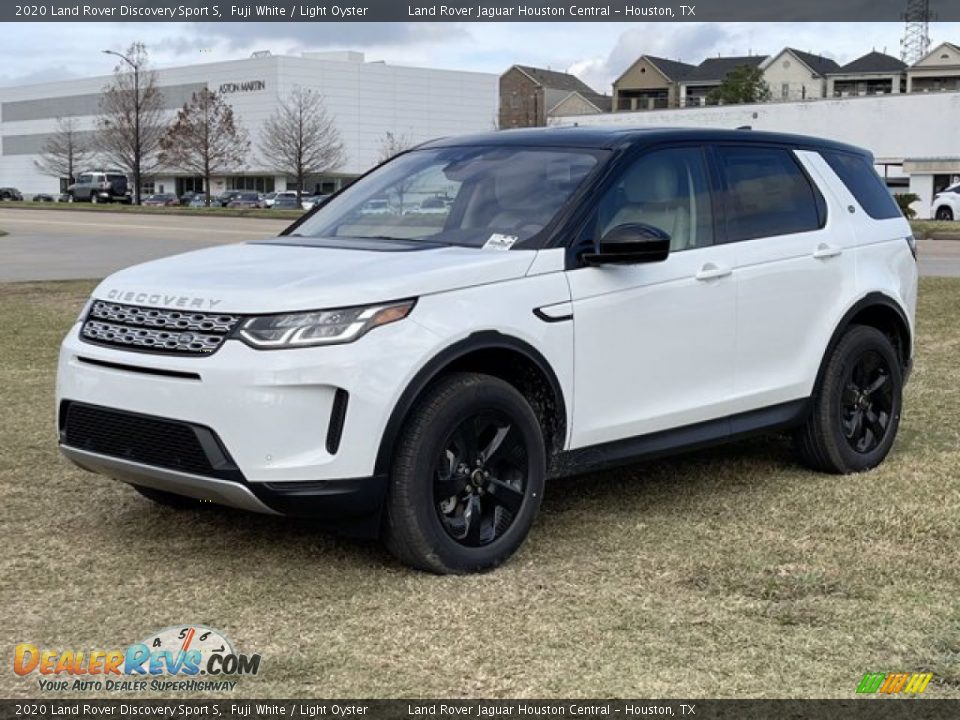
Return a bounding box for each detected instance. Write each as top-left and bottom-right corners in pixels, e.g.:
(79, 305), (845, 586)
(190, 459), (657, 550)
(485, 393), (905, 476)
(718, 146), (824, 242)
(594, 147), (714, 252)
(821, 150), (901, 220)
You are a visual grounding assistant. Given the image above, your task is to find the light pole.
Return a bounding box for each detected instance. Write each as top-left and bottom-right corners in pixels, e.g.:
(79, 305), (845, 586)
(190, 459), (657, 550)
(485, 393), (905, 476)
(103, 49), (142, 205)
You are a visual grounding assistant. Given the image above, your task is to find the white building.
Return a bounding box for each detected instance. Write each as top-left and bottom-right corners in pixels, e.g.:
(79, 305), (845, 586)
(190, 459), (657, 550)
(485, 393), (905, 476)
(550, 91), (960, 219)
(0, 51), (498, 197)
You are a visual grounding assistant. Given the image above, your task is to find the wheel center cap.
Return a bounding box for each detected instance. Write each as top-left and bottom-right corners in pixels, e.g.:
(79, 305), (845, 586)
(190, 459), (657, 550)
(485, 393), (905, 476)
(471, 469), (485, 484)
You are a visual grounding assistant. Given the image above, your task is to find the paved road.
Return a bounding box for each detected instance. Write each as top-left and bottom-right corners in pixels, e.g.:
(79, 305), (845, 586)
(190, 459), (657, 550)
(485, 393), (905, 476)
(0, 208), (958, 281)
(0, 209), (288, 282)
(918, 238), (960, 278)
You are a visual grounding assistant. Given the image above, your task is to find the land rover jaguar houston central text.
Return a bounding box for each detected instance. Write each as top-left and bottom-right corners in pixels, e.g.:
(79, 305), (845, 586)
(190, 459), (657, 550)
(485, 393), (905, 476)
(56, 127), (918, 573)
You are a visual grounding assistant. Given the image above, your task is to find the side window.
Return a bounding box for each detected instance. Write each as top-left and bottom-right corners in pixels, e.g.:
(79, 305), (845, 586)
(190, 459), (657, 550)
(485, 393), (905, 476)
(77, 174), (92, 184)
(595, 147), (714, 252)
(821, 150), (902, 220)
(717, 146), (825, 242)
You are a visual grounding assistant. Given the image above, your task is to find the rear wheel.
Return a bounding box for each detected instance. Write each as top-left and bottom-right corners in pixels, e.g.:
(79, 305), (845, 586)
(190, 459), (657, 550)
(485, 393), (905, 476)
(795, 325), (903, 474)
(935, 206), (954, 221)
(384, 372), (546, 574)
(133, 485), (204, 509)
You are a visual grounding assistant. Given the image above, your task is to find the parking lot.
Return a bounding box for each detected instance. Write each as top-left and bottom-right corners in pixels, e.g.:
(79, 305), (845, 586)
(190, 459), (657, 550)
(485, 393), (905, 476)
(0, 209), (288, 281)
(0, 207), (959, 281)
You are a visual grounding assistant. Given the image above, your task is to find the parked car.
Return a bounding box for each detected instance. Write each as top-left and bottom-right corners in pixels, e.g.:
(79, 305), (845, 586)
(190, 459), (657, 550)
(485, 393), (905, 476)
(0, 187), (23, 201)
(187, 196), (209, 208)
(57, 127), (918, 574)
(271, 195), (301, 210)
(412, 197), (448, 215)
(359, 198), (391, 215)
(179, 191), (201, 205)
(32, 193), (55, 203)
(931, 182), (960, 221)
(141, 194), (179, 207)
(226, 192), (264, 209)
(66, 171), (130, 204)
(215, 191), (245, 207)
(301, 194), (330, 211)
(264, 191), (297, 208)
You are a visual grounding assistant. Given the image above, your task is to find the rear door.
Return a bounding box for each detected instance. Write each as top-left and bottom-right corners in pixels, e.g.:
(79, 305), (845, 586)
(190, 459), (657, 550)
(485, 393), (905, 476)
(716, 144), (856, 413)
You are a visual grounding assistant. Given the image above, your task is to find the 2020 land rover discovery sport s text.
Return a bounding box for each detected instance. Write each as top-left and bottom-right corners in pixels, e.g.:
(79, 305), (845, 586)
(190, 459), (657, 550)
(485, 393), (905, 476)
(56, 127), (918, 574)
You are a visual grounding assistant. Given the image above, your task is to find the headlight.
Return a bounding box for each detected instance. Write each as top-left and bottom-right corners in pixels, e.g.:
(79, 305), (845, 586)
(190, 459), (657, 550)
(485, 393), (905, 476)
(236, 299), (415, 349)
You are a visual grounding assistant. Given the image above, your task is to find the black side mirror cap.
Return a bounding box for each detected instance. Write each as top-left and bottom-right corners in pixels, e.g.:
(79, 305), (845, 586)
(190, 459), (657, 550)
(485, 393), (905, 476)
(581, 223), (671, 266)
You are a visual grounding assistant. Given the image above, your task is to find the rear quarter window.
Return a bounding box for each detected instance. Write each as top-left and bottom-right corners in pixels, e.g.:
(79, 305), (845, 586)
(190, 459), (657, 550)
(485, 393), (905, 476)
(820, 150), (901, 220)
(716, 146), (826, 242)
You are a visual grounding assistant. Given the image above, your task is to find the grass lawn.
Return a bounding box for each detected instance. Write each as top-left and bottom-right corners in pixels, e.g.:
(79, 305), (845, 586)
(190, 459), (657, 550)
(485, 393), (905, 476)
(1, 279), (958, 699)
(911, 220), (960, 240)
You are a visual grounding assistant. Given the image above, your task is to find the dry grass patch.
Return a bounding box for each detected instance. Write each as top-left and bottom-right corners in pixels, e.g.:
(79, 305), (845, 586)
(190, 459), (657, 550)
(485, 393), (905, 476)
(0, 278), (958, 699)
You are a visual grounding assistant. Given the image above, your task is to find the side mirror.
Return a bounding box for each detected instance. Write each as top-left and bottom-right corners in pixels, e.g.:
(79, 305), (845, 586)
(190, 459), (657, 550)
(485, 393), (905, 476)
(581, 223), (671, 266)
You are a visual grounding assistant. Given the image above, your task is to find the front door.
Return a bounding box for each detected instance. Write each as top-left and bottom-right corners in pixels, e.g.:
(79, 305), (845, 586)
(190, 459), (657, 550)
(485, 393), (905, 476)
(566, 146), (738, 450)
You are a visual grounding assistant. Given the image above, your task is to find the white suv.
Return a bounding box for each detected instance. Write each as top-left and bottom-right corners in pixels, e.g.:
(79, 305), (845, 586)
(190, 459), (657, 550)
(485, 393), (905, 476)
(932, 182), (960, 221)
(56, 128), (918, 574)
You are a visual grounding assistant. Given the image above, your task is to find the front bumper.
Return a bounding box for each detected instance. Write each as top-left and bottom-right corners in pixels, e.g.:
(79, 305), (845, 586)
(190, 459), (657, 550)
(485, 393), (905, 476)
(56, 317), (440, 516)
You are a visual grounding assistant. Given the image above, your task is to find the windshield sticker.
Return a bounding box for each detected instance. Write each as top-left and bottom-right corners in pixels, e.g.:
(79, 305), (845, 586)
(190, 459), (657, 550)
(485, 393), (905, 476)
(483, 233), (518, 251)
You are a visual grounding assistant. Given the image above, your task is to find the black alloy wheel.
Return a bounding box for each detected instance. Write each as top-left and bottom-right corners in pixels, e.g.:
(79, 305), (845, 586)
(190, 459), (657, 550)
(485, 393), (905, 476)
(935, 206), (954, 221)
(384, 372), (546, 574)
(433, 411), (528, 547)
(840, 349), (894, 454)
(795, 324), (903, 474)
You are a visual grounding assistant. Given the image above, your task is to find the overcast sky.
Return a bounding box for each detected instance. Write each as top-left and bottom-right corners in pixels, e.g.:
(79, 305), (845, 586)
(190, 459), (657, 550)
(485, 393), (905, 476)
(1, 22), (958, 92)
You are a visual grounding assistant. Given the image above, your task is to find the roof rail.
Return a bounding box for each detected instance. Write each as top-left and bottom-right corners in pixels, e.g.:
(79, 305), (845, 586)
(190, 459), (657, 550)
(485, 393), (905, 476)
(736, 125), (752, 130)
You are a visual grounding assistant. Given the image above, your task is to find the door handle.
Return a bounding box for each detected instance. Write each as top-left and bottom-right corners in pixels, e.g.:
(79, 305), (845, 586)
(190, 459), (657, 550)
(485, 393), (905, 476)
(812, 243), (843, 259)
(695, 262), (732, 281)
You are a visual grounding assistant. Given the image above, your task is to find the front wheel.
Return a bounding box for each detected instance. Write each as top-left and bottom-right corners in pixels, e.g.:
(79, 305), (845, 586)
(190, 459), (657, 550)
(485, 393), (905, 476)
(935, 206), (954, 221)
(795, 325), (903, 474)
(384, 372), (546, 574)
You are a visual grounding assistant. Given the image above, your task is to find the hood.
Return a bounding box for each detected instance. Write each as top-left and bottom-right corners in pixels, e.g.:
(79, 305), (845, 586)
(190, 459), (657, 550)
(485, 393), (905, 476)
(92, 239), (538, 314)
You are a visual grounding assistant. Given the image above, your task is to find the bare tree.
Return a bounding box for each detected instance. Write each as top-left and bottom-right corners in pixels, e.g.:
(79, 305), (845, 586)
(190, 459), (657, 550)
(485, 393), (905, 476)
(159, 89), (249, 206)
(96, 43), (166, 204)
(259, 87), (345, 203)
(377, 130), (414, 164)
(34, 117), (91, 187)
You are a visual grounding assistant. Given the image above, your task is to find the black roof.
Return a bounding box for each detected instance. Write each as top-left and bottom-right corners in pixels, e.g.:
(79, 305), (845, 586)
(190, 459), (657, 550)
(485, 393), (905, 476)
(786, 49), (841, 75)
(421, 125), (869, 157)
(511, 65), (600, 95)
(645, 55), (697, 81)
(834, 51), (907, 74)
(684, 55), (768, 83)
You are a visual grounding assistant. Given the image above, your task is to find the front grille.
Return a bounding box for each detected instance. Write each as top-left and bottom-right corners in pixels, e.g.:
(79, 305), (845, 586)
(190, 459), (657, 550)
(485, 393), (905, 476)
(60, 402), (242, 481)
(80, 300), (243, 355)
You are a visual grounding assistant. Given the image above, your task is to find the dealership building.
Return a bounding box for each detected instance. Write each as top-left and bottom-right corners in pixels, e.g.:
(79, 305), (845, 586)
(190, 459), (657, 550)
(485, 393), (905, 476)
(0, 51), (498, 197)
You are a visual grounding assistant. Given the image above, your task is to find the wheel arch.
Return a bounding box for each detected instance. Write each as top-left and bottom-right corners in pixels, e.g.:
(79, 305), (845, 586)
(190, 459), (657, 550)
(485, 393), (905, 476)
(374, 331), (568, 477)
(814, 292), (912, 394)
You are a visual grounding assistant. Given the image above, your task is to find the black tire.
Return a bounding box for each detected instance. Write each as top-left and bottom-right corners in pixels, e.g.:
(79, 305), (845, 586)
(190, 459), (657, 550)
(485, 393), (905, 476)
(384, 372), (546, 574)
(935, 206), (954, 221)
(133, 484), (204, 509)
(795, 325), (903, 474)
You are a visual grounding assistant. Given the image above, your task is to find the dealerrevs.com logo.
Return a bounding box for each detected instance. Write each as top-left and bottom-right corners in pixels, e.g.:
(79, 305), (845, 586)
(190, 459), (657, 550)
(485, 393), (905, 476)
(14, 625), (261, 693)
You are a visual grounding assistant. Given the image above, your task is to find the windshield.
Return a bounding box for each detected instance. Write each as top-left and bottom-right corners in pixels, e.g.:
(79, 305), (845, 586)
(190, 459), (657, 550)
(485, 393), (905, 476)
(292, 145), (605, 248)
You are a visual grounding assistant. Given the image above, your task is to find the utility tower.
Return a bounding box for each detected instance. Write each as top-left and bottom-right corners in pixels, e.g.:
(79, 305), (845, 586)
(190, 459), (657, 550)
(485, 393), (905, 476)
(900, 0), (932, 65)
